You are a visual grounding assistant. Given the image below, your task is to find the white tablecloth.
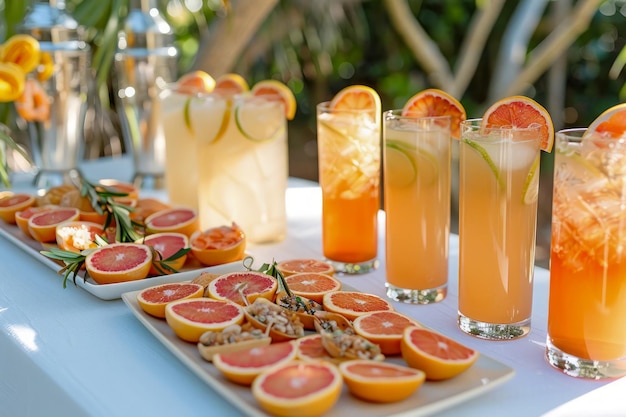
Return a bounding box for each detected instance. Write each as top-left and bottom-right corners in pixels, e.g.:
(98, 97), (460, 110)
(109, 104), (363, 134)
(0, 157), (622, 417)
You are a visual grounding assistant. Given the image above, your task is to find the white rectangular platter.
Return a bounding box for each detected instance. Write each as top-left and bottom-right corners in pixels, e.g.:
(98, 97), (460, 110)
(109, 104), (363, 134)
(122, 289), (515, 417)
(0, 221), (246, 300)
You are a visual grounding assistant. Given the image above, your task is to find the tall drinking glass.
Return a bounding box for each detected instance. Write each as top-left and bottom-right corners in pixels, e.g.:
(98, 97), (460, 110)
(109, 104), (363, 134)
(458, 119), (541, 340)
(546, 128), (626, 379)
(316, 102), (381, 274)
(383, 111), (451, 303)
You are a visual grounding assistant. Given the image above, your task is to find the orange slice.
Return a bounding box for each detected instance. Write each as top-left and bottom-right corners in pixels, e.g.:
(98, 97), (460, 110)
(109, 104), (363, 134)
(145, 207), (200, 238)
(481, 95), (554, 152)
(84, 243), (153, 285)
(353, 310), (423, 355)
(214, 73), (249, 98)
(176, 70), (216, 95)
(401, 326), (479, 380)
(339, 359), (426, 403)
(207, 271), (277, 306)
(402, 88), (466, 139)
(0, 193), (35, 224)
(252, 360), (342, 417)
(283, 272), (342, 304)
(585, 103), (626, 139)
(28, 207), (80, 243)
(329, 84), (381, 124)
(189, 223), (246, 266)
(251, 79), (297, 120)
(137, 282), (204, 318)
(276, 258), (335, 277)
(165, 297), (245, 342)
(322, 291), (394, 321)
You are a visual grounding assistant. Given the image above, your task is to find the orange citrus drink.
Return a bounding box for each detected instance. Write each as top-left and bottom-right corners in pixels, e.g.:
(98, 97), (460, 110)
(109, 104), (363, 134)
(316, 86), (381, 274)
(458, 119), (542, 339)
(547, 127), (626, 379)
(383, 112), (451, 303)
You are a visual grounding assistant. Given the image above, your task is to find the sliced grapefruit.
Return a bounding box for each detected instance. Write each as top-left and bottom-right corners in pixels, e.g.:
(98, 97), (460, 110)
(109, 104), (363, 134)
(214, 73), (249, 98)
(36, 184), (75, 206)
(0, 193), (35, 224)
(137, 282), (204, 318)
(283, 272), (342, 304)
(190, 223), (246, 266)
(15, 205), (54, 238)
(145, 207), (200, 238)
(276, 258), (335, 277)
(212, 341), (297, 386)
(97, 179), (139, 206)
(401, 326), (479, 380)
(329, 84), (381, 120)
(585, 103), (626, 140)
(129, 198), (171, 226)
(251, 79), (296, 120)
(252, 361), (342, 417)
(402, 88), (466, 139)
(176, 70), (216, 95)
(353, 310), (422, 355)
(28, 207), (80, 243)
(55, 221), (105, 253)
(481, 95), (554, 152)
(165, 297), (244, 342)
(208, 271), (278, 306)
(295, 334), (335, 363)
(84, 243), (152, 284)
(142, 232), (190, 275)
(322, 291), (394, 321)
(339, 359), (426, 403)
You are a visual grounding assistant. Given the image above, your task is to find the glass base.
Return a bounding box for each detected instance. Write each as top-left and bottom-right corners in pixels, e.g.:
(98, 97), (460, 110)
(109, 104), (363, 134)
(458, 313), (530, 340)
(33, 168), (82, 189)
(385, 282), (446, 304)
(132, 172), (165, 190)
(325, 258), (378, 275)
(545, 338), (626, 380)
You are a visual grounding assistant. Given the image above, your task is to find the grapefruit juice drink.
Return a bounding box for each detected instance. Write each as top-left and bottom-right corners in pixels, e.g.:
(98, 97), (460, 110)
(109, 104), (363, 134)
(317, 102), (380, 274)
(197, 94), (288, 244)
(383, 112), (451, 303)
(547, 128), (626, 379)
(458, 119), (541, 340)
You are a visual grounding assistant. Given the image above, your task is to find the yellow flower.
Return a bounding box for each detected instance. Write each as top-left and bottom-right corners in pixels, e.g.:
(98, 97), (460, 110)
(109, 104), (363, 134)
(0, 62), (26, 102)
(37, 52), (54, 82)
(0, 34), (40, 74)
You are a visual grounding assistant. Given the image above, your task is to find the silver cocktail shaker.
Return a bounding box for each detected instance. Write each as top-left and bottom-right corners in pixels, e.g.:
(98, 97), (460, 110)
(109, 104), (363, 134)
(17, 0), (91, 188)
(114, 0), (178, 189)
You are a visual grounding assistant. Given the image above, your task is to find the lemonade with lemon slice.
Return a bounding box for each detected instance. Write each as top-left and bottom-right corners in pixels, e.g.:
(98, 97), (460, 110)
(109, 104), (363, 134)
(458, 117), (544, 340)
(316, 86), (381, 274)
(383, 111), (451, 303)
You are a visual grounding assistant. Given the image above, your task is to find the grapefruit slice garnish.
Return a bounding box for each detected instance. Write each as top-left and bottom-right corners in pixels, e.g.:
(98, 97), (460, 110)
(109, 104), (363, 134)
(190, 223), (246, 266)
(144, 207), (200, 238)
(402, 88), (466, 139)
(276, 258), (335, 276)
(329, 84), (381, 120)
(338, 359), (426, 403)
(401, 326), (479, 380)
(252, 361), (342, 417)
(353, 310), (423, 355)
(0, 192), (35, 224)
(28, 207), (80, 243)
(585, 103), (626, 140)
(480, 95), (554, 152)
(165, 297), (245, 343)
(207, 271), (278, 306)
(84, 243), (153, 285)
(176, 70), (216, 95)
(212, 341), (297, 386)
(214, 73), (249, 98)
(250, 79), (296, 120)
(137, 282), (204, 318)
(322, 290), (394, 321)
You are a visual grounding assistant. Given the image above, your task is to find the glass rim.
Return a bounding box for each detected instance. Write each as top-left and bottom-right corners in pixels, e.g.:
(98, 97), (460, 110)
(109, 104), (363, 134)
(461, 118), (544, 132)
(556, 127), (626, 145)
(383, 109), (452, 122)
(316, 101), (377, 114)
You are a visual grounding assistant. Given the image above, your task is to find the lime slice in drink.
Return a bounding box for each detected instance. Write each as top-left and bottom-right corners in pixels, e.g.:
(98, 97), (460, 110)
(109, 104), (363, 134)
(183, 98), (193, 134)
(462, 139), (504, 189)
(522, 154), (540, 204)
(385, 140), (438, 187)
(234, 101), (284, 142)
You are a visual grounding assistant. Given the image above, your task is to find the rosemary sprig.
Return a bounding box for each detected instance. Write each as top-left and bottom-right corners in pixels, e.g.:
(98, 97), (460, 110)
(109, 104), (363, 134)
(40, 247), (89, 289)
(148, 247), (192, 275)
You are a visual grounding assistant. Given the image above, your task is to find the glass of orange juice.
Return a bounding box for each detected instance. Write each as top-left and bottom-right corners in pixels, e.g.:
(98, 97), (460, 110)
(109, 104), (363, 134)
(457, 119), (541, 339)
(316, 90), (381, 274)
(383, 111), (451, 303)
(546, 128), (626, 379)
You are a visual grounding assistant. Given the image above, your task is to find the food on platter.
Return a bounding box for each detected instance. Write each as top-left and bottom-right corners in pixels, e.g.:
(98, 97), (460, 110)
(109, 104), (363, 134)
(165, 298), (245, 343)
(353, 310), (423, 355)
(322, 290), (394, 321)
(276, 258), (335, 277)
(244, 297), (305, 342)
(207, 270), (277, 306)
(197, 323), (271, 362)
(137, 282), (204, 318)
(85, 243), (153, 284)
(282, 272), (341, 305)
(0, 193), (35, 224)
(190, 223), (246, 266)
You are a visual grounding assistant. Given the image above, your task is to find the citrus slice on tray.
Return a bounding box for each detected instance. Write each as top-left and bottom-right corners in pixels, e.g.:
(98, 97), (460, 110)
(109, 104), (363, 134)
(353, 310), (423, 355)
(402, 88), (466, 139)
(207, 271), (277, 306)
(142, 232), (190, 275)
(338, 359), (426, 403)
(481, 95), (554, 152)
(212, 341), (297, 386)
(295, 334), (335, 362)
(0, 193), (35, 224)
(190, 223), (246, 266)
(137, 282), (204, 318)
(322, 291), (394, 321)
(250, 79), (296, 120)
(401, 326), (479, 380)
(283, 272), (342, 304)
(329, 84), (381, 119)
(585, 102), (626, 139)
(85, 243), (153, 285)
(165, 297), (245, 342)
(145, 207), (200, 238)
(252, 360), (342, 417)
(214, 73), (249, 98)
(55, 221), (104, 253)
(28, 207), (80, 243)
(276, 258), (335, 277)
(16, 205), (54, 238)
